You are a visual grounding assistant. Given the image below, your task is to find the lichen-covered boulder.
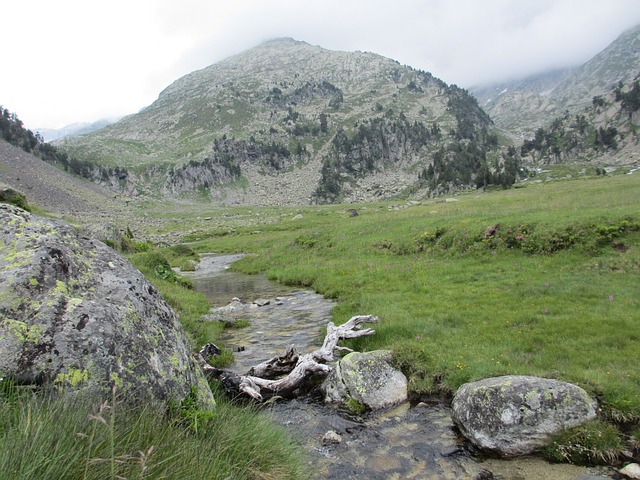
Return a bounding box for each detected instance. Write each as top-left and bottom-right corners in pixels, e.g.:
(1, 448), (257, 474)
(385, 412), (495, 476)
(451, 375), (597, 457)
(0, 204), (214, 408)
(323, 350), (407, 410)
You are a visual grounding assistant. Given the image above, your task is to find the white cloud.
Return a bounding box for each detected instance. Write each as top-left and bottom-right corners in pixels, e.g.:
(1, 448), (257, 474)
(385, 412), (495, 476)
(2, 0), (639, 128)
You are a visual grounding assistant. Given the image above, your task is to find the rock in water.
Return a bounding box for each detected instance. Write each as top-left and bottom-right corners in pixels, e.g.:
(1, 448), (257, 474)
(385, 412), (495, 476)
(0, 205), (214, 408)
(451, 375), (597, 457)
(323, 350), (407, 410)
(619, 463), (640, 479)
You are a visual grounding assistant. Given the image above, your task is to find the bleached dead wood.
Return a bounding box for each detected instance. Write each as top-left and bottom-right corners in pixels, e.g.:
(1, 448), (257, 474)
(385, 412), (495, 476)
(197, 315), (378, 401)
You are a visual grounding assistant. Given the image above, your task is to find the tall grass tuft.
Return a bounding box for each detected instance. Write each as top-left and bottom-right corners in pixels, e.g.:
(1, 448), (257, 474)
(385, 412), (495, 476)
(542, 420), (624, 465)
(0, 383), (306, 480)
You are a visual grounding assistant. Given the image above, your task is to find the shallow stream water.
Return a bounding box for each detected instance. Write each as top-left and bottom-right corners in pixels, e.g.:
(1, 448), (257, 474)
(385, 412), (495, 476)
(185, 254), (615, 480)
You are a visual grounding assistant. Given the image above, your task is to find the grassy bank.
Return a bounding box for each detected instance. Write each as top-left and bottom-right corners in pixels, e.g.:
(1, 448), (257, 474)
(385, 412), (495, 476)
(187, 174), (640, 423)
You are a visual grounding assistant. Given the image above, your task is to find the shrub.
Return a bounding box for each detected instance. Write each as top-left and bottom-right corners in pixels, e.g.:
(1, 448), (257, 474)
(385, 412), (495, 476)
(0, 188), (30, 211)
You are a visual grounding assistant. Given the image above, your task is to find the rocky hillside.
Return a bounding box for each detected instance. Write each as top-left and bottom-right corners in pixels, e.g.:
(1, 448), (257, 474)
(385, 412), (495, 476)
(0, 139), (130, 223)
(60, 38), (515, 205)
(519, 76), (640, 167)
(472, 25), (640, 139)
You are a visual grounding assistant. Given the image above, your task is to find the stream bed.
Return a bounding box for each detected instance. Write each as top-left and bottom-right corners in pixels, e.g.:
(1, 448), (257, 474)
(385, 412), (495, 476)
(185, 254), (615, 480)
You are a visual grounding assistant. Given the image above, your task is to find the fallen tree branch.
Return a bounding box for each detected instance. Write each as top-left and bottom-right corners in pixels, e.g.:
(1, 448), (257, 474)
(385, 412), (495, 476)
(197, 314), (378, 401)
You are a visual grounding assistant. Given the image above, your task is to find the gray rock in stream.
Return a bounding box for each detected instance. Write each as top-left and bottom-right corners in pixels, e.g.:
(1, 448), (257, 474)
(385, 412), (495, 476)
(0, 205), (214, 409)
(323, 350), (408, 410)
(452, 375), (597, 457)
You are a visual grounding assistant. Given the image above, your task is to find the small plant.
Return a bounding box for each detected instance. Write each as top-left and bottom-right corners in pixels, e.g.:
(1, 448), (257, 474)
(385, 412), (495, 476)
(168, 386), (217, 434)
(177, 259), (197, 272)
(224, 318), (251, 329)
(542, 420), (624, 465)
(132, 241), (152, 253)
(207, 349), (234, 368)
(345, 397), (367, 415)
(0, 188), (31, 211)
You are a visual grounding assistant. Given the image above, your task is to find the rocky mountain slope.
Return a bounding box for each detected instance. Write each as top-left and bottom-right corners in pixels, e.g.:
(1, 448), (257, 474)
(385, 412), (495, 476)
(0, 139), (130, 222)
(519, 76), (640, 167)
(60, 38), (513, 205)
(471, 25), (640, 139)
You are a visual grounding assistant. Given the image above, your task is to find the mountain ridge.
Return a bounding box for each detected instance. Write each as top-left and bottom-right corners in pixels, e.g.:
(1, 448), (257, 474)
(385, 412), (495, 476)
(470, 24), (640, 138)
(60, 38), (511, 205)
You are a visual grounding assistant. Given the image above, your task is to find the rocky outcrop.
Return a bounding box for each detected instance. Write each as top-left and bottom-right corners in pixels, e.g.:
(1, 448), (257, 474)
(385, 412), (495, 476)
(323, 350), (408, 410)
(451, 375), (597, 457)
(0, 205), (214, 408)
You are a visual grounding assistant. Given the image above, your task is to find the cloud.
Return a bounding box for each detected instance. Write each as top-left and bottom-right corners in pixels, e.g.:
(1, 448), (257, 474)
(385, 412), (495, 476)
(2, 0), (639, 128)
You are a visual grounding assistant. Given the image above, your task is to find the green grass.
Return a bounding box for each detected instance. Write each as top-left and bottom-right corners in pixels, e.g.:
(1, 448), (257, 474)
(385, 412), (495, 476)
(542, 419), (624, 465)
(186, 174), (640, 421)
(0, 383), (305, 480)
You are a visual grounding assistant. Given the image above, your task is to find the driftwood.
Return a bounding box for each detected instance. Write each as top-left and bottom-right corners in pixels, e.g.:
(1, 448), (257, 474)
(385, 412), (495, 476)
(197, 315), (378, 401)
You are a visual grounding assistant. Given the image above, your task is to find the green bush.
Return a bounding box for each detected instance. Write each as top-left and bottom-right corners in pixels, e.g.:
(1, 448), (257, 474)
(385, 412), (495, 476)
(0, 188), (30, 211)
(130, 251), (192, 288)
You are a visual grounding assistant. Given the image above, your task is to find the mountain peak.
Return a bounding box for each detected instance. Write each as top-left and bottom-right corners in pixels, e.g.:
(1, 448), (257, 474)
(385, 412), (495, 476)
(260, 36), (307, 46)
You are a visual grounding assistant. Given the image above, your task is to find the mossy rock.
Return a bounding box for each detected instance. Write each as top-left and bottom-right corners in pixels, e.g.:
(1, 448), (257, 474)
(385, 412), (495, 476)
(451, 375), (597, 457)
(0, 204), (214, 409)
(323, 350), (408, 410)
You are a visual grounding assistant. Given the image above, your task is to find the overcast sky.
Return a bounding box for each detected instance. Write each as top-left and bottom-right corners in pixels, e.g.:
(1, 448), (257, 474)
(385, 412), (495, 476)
(3, 0), (640, 129)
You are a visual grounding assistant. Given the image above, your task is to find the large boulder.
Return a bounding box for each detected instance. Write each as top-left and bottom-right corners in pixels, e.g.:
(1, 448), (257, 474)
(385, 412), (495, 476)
(0, 205), (214, 408)
(451, 375), (597, 457)
(323, 350), (407, 410)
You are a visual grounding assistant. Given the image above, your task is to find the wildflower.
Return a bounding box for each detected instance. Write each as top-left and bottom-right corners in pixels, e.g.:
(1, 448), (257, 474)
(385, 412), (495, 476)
(609, 294), (614, 301)
(543, 307), (549, 314)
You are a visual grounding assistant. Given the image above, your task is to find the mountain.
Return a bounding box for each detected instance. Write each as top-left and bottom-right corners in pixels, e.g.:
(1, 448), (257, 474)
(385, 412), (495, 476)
(60, 38), (515, 205)
(36, 118), (120, 142)
(471, 25), (640, 139)
(519, 76), (640, 167)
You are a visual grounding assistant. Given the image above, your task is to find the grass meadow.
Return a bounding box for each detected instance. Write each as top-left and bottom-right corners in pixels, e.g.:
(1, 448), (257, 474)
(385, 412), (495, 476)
(188, 173), (640, 422)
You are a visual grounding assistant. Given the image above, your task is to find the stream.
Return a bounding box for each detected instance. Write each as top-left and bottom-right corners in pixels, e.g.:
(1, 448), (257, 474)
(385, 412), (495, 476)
(185, 254), (615, 480)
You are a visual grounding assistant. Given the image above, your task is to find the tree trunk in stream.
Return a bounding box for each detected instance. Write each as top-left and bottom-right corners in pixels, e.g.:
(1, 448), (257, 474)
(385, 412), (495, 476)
(197, 315), (378, 401)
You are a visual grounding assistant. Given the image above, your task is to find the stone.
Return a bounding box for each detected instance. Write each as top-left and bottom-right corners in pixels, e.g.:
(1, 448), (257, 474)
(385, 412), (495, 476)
(209, 297), (244, 313)
(451, 375), (597, 457)
(0, 205), (214, 409)
(253, 298), (271, 306)
(321, 430), (343, 445)
(323, 350), (408, 410)
(79, 222), (123, 246)
(620, 463), (640, 479)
